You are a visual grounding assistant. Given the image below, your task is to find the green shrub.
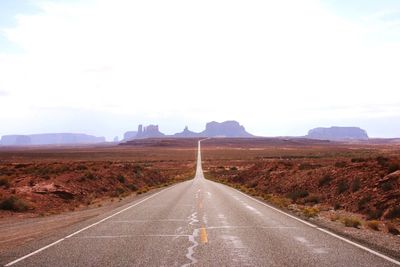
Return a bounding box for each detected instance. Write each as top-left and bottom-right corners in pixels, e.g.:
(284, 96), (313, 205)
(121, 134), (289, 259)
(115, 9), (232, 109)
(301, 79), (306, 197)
(335, 161), (347, 168)
(380, 181), (394, 191)
(287, 190), (309, 202)
(0, 196), (29, 212)
(388, 163), (399, 173)
(376, 156), (389, 167)
(351, 178), (361, 192)
(127, 184), (138, 191)
(117, 175), (126, 183)
(357, 195), (371, 210)
(342, 217), (362, 228)
(333, 203), (341, 210)
(319, 175), (332, 187)
(0, 177), (10, 188)
(133, 165), (143, 175)
(76, 164), (88, 171)
(367, 208), (383, 220)
(304, 194), (320, 204)
(385, 205), (400, 219)
(83, 172), (96, 180)
(386, 223), (400, 235)
(351, 158), (367, 163)
(336, 180), (349, 194)
(111, 187), (126, 197)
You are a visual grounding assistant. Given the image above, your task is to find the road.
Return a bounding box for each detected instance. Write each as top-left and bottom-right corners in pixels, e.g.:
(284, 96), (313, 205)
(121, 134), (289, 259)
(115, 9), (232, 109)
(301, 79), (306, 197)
(3, 140), (400, 266)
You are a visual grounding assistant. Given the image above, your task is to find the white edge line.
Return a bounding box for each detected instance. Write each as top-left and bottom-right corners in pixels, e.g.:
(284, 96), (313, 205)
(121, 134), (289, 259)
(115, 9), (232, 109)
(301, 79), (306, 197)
(219, 182), (317, 228)
(317, 227), (400, 265)
(4, 184), (180, 266)
(217, 181), (400, 266)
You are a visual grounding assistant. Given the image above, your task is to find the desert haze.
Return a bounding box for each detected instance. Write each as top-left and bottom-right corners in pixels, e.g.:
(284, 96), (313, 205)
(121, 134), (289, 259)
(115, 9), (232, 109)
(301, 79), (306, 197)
(1, 0), (400, 266)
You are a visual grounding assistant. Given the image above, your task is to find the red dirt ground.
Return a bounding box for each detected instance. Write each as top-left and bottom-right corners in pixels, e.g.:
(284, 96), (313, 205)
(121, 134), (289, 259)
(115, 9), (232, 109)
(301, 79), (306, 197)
(201, 138), (400, 230)
(0, 143), (196, 217)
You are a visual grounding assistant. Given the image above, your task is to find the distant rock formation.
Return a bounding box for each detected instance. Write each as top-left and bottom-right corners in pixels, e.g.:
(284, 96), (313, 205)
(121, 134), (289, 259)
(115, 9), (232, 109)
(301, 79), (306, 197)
(121, 121), (254, 141)
(174, 126), (203, 138)
(136, 124), (165, 139)
(0, 133), (105, 146)
(306, 127), (369, 141)
(123, 131), (137, 141)
(201, 121), (253, 137)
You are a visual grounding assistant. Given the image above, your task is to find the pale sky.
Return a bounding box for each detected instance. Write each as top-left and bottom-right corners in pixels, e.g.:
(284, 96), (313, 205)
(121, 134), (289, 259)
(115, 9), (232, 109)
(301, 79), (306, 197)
(1, 0), (400, 140)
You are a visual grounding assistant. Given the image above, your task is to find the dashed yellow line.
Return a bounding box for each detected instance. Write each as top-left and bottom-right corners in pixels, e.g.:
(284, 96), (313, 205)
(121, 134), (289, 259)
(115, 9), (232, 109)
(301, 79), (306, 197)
(200, 226), (208, 244)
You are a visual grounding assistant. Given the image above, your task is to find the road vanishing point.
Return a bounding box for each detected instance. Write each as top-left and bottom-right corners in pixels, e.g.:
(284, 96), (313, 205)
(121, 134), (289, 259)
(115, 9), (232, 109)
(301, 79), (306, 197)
(3, 140), (400, 266)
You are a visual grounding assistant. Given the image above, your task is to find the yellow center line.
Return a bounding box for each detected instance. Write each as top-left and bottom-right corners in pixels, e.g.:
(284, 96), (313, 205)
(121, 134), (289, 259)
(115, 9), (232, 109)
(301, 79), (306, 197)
(200, 226), (208, 244)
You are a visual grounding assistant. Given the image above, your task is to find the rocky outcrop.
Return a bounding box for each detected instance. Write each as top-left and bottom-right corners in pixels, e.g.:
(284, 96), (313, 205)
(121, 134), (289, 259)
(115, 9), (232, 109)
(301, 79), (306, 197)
(123, 131), (137, 141)
(122, 121), (254, 141)
(136, 124), (165, 139)
(201, 121), (253, 137)
(306, 127), (369, 141)
(0, 133), (105, 146)
(174, 126), (203, 138)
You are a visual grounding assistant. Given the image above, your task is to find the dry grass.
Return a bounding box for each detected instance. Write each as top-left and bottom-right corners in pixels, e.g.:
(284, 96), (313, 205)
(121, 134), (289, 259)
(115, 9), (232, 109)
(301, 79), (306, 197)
(366, 220), (380, 231)
(342, 217), (362, 228)
(302, 207), (319, 218)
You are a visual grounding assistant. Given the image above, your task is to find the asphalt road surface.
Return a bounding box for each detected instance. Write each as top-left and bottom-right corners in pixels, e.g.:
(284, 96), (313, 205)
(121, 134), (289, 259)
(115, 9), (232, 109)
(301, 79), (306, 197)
(3, 141), (400, 266)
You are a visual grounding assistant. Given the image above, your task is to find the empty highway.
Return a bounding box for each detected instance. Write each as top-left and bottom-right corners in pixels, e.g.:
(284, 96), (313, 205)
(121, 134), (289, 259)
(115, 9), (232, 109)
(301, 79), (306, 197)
(3, 140), (400, 266)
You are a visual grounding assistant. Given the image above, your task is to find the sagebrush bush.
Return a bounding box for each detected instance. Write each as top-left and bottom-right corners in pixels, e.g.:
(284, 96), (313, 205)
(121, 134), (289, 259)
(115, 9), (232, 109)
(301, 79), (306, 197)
(318, 175), (332, 187)
(380, 181), (394, 191)
(82, 171), (96, 180)
(127, 184), (138, 191)
(367, 208), (383, 220)
(117, 175), (126, 183)
(0, 196), (29, 212)
(336, 180), (349, 194)
(0, 177), (10, 187)
(351, 178), (361, 192)
(335, 161), (347, 168)
(376, 156), (389, 167)
(357, 195), (371, 210)
(351, 158), (367, 163)
(388, 163), (399, 173)
(287, 190), (309, 201)
(385, 205), (400, 219)
(305, 194), (320, 204)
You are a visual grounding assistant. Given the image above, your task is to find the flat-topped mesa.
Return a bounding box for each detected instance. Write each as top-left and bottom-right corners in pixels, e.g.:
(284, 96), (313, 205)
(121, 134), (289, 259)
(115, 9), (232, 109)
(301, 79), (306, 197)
(0, 133), (105, 146)
(201, 120), (253, 137)
(306, 126), (369, 141)
(136, 124), (165, 139)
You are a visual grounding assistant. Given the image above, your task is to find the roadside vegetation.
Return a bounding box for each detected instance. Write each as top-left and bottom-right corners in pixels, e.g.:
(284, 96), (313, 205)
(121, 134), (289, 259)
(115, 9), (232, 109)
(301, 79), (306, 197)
(0, 144), (196, 216)
(202, 139), (400, 235)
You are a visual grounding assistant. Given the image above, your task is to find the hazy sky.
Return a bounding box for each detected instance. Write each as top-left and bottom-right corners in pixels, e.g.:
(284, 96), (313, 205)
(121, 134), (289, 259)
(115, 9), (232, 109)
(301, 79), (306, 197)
(1, 0), (400, 140)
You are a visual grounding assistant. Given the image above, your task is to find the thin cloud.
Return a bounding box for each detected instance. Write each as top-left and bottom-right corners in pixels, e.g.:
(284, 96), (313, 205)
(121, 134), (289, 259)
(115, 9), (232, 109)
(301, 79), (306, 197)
(0, 0), (399, 138)
(0, 90), (9, 96)
(83, 65), (113, 73)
